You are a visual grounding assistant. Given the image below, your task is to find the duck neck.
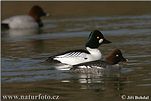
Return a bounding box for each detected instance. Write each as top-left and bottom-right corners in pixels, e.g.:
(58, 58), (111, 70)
(86, 47), (102, 58)
(29, 13), (43, 27)
(36, 19), (43, 27)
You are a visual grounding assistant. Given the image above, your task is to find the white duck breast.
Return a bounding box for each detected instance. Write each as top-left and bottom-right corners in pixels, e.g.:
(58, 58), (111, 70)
(2, 15), (39, 29)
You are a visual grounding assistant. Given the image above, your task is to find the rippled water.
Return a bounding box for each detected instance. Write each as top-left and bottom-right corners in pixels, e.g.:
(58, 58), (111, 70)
(2, 15), (151, 101)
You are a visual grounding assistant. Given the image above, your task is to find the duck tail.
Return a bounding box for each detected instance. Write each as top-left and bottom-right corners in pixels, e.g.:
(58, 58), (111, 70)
(1, 23), (9, 29)
(46, 56), (61, 63)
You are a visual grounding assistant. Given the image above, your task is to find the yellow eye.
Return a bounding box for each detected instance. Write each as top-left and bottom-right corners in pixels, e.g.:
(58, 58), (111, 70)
(97, 36), (99, 39)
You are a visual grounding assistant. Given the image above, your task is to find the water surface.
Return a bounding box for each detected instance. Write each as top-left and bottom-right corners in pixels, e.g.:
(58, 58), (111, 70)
(2, 15), (151, 101)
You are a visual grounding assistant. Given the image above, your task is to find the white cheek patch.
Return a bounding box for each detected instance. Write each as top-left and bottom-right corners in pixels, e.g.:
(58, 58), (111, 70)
(99, 39), (103, 43)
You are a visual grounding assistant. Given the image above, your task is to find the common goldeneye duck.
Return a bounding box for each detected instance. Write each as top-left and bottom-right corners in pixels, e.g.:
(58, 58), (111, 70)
(2, 5), (49, 29)
(46, 30), (111, 65)
(70, 49), (127, 73)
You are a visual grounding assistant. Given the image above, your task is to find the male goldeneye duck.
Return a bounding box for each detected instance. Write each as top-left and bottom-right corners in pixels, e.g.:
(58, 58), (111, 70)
(2, 5), (49, 29)
(46, 30), (111, 65)
(70, 49), (128, 73)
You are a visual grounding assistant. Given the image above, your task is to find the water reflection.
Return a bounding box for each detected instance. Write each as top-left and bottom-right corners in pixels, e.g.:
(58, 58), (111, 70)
(1, 28), (48, 56)
(70, 66), (127, 91)
(2, 28), (41, 37)
(30, 39), (45, 53)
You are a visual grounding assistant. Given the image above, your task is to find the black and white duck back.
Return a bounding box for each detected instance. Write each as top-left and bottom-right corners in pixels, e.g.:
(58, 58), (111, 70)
(52, 48), (102, 65)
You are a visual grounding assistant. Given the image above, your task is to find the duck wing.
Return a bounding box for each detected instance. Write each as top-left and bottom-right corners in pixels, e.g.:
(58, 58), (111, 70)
(46, 49), (90, 63)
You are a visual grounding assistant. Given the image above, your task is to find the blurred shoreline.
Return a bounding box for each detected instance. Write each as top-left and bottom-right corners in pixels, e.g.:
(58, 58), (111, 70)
(2, 1), (151, 19)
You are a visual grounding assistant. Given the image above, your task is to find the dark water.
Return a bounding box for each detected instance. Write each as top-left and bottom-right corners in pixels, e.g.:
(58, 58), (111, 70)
(2, 15), (151, 101)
